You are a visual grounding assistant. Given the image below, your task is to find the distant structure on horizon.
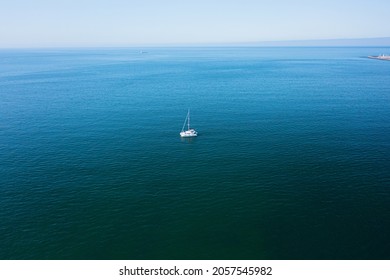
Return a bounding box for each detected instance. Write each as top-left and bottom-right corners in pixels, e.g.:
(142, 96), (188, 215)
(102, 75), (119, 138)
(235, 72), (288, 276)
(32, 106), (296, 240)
(368, 53), (390, 61)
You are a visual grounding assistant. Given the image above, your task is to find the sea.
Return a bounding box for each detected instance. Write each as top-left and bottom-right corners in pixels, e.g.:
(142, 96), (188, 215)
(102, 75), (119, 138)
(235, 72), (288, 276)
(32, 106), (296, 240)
(0, 47), (389, 259)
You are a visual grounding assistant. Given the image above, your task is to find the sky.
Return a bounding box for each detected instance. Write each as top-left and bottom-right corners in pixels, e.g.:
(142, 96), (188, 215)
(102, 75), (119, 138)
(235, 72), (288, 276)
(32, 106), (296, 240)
(1, 0), (390, 47)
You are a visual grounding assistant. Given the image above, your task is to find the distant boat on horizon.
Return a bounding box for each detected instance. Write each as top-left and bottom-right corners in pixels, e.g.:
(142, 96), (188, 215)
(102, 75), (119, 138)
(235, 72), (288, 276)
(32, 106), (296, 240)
(180, 109), (198, 138)
(368, 54), (390, 61)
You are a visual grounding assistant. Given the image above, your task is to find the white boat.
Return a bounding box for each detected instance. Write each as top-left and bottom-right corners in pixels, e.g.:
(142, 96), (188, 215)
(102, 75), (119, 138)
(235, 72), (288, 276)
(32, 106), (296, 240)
(180, 109), (198, 137)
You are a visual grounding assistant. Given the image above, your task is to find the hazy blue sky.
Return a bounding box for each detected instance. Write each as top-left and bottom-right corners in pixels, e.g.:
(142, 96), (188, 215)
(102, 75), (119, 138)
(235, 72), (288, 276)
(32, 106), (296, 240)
(1, 0), (389, 47)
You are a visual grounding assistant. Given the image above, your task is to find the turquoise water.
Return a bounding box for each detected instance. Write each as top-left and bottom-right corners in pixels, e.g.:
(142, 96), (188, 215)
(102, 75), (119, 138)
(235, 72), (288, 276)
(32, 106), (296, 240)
(1, 47), (390, 259)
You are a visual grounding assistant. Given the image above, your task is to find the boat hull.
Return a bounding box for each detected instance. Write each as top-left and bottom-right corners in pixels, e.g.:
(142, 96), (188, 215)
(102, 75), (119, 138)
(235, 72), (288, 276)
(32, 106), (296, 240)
(180, 130), (198, 137)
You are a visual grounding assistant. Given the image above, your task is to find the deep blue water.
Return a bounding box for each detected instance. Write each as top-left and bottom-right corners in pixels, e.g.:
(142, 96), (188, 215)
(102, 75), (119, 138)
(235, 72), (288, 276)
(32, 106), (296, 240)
(1, 47), (390, 259)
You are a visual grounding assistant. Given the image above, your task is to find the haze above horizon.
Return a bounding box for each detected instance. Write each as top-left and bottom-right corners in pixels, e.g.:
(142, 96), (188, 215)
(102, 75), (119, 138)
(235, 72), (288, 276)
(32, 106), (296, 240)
(1, 0), (390, 48)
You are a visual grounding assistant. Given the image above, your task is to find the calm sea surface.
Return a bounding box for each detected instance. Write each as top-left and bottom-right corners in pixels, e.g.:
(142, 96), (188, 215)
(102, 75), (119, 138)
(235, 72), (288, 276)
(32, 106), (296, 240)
(1, 47), (389, 259)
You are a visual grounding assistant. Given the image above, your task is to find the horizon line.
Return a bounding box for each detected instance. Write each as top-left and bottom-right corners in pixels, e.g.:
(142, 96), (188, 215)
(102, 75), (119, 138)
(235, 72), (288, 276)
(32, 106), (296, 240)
(1, 36), (390, 49)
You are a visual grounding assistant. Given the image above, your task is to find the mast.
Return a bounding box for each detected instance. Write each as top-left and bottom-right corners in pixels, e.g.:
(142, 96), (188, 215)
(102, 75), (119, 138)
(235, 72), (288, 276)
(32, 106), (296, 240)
(188, 109), (190, 130)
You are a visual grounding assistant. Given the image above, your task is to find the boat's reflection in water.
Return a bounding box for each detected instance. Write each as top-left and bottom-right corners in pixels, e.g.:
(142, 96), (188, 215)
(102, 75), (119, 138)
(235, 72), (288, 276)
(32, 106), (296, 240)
(180, 136), (197, 143)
